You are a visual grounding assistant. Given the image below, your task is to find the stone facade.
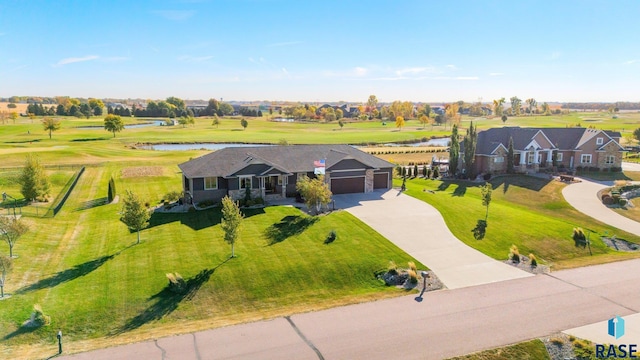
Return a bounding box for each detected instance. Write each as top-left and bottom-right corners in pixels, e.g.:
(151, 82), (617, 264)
(596, 142), (623, 169)
(364, 169), (374, 192)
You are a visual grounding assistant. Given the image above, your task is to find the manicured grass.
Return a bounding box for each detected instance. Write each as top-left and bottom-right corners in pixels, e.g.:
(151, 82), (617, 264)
(397, 175), (640, 269)
(0, 164), (424, 358)
(446, 339), (550, 360)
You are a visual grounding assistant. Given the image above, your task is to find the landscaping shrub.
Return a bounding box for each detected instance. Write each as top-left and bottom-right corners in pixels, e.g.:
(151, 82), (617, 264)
(433, 167), (440, 178)
(572, 227), (587, 247)
(164, 191), (181, 203)
(32, 304), (51, 326)
(324, 230), (337, 244)
(483, 173), (492, 181)
(472, 219), (487, 240)
(619, 198), (628, 206)
(244, 186), (252, 204)
(422, 165), (427, 178)
(550, 338), (564, 346)
(529, 253), (537, 268)
(387, 260), (398, 275)
(197, 199), (216, 208)
(166, 272), (187, 294)
(414, 165), (418, 178)
(407, 269), (418, 284)
(408, 261), (417, 273)
(509, 245), (520, 263)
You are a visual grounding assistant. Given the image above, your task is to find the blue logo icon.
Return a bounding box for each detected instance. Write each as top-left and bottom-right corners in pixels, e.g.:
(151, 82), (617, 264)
(608, 315), (625, 339)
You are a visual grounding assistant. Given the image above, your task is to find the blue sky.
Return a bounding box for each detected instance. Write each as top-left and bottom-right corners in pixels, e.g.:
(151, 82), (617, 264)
(1, 0), (639, 103)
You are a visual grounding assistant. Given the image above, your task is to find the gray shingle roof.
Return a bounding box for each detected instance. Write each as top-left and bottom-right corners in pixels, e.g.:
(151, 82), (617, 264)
(469, 127), (620, 155)
(178, 144), (395, 178)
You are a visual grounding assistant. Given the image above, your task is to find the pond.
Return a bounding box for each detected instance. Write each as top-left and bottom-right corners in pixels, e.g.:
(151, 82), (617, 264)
(77, 120), (166, 130)
(384, 137), (450, 147)
(142, 143), (274, 151)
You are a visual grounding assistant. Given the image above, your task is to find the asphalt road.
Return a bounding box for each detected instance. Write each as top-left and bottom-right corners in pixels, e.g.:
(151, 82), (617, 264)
(61, 258), (640, 360)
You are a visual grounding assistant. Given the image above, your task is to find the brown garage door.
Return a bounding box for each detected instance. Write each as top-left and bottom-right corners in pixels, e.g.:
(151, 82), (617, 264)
(374, 173), (389, 189)
(331, 177), (365, 194)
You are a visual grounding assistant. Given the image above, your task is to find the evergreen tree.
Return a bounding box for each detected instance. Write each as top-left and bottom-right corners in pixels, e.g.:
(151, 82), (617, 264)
(507, 136), (515, 174)
(422, 165), (427, 178)
(449, 125), (460, 175)
(108, 177), (116, 203)
(463, 122), (477, 179)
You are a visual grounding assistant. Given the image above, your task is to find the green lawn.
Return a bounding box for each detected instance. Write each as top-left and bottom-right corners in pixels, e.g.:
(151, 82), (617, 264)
(0, 164), (424, 358)
(446, 339), (550, 360)
(397, 175), (640, 269)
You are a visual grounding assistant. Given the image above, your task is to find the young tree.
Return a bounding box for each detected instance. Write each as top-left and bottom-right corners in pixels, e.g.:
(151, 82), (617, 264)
(104, 114), (124, 137)
(240, 118), (248, 130)
(0, 254), (12, 298)
(449, 125), (460, 176)
(0, 217), (28, 258)
(481, 182), (492, 221)
(493, 98), (505, 116)
(338, 119), (344, 130)
(395, 116), (405, 131)
(463, 122), (478, 179)
(108, 176), (116, 203)
(41, 117), (61, 139)
(296, 175), (332, 214)
(419, 114), (428, 129)
(221, 196), (244, 258)
(501, 115), (508, 123)
(212, 115), (220, 128)
(120, 190), (150, 244)
(367, 95), (378, 119)
(510, 96), (522, 116)
(633, 128), (640, 143)
(18, 154), (50, 201)
(507, 136), (515, 174)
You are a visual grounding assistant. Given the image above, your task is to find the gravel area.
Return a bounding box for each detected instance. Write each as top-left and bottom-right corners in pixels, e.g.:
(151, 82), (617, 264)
(541, 333), (576, 360)
(601, 236), (640, 252)
(503, 255), (551, 274)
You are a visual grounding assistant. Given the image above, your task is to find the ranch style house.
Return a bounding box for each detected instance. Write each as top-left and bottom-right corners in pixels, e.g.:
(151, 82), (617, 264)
(178, 144), (395, 205)
(461, 127), (624, 175)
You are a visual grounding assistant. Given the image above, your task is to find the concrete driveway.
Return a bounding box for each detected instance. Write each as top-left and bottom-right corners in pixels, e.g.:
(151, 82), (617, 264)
(562, 177), (640, 237)
(332, 189), (532, 289)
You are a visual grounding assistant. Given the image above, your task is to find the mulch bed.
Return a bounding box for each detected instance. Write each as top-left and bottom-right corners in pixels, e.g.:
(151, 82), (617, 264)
(503, 255), (551, 274)
(601, 236), (640, 252)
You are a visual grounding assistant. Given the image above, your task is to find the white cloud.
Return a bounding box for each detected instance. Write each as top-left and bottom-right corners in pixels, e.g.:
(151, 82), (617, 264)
(177, 55), (214, 63)
(152, 10), (196, 21)
(282, 68), (289, 75)
(489, 72), (504, 76)
(53, 55), (99, 67)
(266, 41), (304, 48)
(446, 64), (457, 70)
(550, 51), (562, 60)
(456, 76), (479, 80)
(625, 59), (638, 65)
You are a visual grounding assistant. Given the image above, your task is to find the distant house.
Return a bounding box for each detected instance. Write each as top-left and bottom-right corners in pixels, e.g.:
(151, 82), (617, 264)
(460, 127), (624, 175)
(178, 145), (395, 205)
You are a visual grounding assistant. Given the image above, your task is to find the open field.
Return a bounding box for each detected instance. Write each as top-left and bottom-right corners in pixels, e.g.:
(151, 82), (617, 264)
(2, 111), (640, 357)
(0, 102), (29, 115)
(0, 163), (424, 358)
(396, 175), (640, 269)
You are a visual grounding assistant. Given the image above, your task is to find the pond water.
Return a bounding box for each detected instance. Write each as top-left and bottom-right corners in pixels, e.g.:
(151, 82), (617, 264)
(143, 138), (450, 151)
(77, 120), (166, 130)
(384, 138), (450, 147)
(143, 143), (274, 151)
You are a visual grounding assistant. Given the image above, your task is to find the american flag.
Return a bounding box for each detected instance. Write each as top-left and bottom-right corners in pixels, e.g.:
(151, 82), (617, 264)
(314, 159), (325, 167)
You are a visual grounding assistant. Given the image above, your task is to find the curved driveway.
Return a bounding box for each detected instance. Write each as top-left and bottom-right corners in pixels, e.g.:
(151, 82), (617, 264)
(561, 176), (640, 237)
(333, 189), (532, 289)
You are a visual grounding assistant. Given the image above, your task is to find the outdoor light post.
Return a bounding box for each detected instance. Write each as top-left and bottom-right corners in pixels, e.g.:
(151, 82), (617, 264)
(57, 330), (62, 354)
(2, 192), (17, 218)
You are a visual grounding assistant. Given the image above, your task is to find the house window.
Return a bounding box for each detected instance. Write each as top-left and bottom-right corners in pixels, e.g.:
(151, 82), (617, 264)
(581, 154), (592, 164)
(239, 176), (252, 189)
(204, 177), (218, 190)
(605, 155), (615, 164)
(494, 156), (504, 163)
(596, 137), (604, 145)
(277, 175), (283, 185)
(556, 153), (563, 162)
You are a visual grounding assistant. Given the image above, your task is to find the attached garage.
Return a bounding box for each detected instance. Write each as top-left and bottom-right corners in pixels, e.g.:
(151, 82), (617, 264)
(373, 172), (389, 189)
(331, 177), (365, 194)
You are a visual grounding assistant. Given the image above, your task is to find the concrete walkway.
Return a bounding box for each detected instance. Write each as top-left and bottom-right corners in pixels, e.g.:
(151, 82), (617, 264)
(332, 189), (532, 289)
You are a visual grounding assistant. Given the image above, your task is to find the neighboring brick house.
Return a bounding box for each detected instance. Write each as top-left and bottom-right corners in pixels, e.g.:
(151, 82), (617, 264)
(461, 127), (624, 175)
(178, 145), (395, 205)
